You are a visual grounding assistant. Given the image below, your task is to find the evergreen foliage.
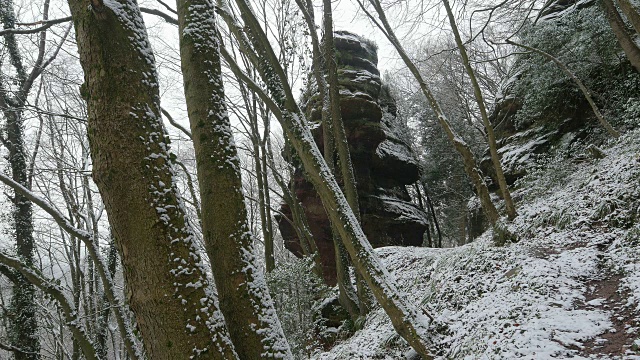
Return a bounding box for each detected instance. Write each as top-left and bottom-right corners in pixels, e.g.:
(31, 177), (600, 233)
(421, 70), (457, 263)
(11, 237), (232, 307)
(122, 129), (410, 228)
(510, 4), (640, 130)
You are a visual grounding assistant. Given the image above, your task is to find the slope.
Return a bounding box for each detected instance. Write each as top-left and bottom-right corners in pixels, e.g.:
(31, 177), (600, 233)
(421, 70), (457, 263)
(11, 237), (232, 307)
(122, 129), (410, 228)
(314, 128), (640, 359)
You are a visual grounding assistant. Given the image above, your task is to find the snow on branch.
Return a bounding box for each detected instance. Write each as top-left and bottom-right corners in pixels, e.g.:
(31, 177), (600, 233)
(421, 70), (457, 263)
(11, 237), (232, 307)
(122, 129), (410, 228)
(0, 172), (143, 360)
(0, 252), (99, 360)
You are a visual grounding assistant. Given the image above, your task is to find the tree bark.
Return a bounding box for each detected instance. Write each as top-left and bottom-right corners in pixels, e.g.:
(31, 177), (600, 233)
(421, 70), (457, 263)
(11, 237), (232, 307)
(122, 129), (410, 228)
(67, 1), (237, 358)
(176, 0), (292, 357)
(602, 0), (640, 72)
(616, 0), (640, 35)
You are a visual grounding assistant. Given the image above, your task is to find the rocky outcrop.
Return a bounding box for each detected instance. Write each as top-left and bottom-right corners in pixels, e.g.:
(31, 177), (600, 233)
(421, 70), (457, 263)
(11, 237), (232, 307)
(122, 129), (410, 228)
(480, 0), (636, 189)
(278, 31), (428, 285)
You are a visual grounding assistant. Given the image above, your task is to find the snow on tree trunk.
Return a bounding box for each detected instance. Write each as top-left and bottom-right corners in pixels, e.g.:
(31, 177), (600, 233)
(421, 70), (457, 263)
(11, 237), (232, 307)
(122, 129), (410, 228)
(442, 0), (518, 220)
(229, 0), (437, 357)
(175, 0), (292, 358)
(67, 0), (237, 358)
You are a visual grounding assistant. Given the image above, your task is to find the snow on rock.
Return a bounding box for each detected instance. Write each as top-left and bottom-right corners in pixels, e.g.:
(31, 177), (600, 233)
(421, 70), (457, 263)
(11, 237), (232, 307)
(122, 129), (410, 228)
(314, 128), (640, 359)
(278, 31), (428, 286)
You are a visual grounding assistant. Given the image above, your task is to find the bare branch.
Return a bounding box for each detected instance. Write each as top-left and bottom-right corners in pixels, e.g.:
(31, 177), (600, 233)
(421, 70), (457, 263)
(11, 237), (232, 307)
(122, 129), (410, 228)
(140, 7), (178, 24)
(505, 39), (620, 138)
(161, 108), (191, 138)
(0, 16), (71, 36)
(0, 252), (99, 360)
(0, 171), (143, 360)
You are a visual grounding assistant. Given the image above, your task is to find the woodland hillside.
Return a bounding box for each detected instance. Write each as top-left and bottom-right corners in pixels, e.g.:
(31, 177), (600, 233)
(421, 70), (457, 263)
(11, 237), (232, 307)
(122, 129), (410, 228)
(0, 0), (638, 358)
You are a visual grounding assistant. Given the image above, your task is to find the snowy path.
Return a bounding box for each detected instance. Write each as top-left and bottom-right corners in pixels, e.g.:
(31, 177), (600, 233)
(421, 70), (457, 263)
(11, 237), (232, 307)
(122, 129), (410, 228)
(314, 130), (640, 359)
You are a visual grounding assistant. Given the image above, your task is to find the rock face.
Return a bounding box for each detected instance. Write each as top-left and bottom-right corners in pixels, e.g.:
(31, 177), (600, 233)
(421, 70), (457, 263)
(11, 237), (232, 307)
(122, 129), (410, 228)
(480, 0), (637, 190)
(278, 31), (429, 285)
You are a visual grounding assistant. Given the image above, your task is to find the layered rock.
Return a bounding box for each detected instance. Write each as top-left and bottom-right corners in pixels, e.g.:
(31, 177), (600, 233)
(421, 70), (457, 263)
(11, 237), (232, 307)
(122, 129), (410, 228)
(278, 31), (428, 285)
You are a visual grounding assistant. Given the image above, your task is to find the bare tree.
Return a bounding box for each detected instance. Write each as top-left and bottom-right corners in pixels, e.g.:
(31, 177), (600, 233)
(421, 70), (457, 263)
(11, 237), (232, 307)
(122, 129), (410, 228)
(0, 0), (68, 356)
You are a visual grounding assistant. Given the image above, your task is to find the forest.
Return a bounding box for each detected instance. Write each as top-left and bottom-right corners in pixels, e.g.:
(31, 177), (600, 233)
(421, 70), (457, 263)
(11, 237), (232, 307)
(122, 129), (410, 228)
(0, 0), (639, 358)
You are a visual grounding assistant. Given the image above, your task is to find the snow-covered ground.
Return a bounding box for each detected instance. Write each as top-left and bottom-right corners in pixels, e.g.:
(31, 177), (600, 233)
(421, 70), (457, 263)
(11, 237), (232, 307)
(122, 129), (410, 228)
(314, 129), (640, 359)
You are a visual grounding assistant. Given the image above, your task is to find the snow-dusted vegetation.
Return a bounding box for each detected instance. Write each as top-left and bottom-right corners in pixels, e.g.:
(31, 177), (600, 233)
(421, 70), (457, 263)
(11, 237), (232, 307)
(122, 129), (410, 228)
(1, 0), (639, 357)
(315, 129), (640, 359)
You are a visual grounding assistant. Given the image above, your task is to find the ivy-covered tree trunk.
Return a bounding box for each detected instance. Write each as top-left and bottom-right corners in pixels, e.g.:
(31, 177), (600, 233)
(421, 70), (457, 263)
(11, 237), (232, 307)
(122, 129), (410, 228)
(0, 1), (41, 357)
(67, 1), (237, 358)
(175, 0), (292, 358)
(5, 110), (39, 360)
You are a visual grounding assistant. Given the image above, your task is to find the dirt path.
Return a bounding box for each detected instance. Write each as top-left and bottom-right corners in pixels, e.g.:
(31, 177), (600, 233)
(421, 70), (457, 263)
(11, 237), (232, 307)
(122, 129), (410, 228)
(578, 238), (639, 358)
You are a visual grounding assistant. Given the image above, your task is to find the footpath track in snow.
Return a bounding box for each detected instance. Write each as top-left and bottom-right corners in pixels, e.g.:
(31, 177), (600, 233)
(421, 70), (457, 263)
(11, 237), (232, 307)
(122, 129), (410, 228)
(315, 130), (640, 359)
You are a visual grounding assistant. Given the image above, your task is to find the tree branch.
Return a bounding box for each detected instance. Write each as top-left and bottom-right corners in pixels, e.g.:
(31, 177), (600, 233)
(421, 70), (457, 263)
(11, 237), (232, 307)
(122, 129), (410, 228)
(505, 39), (620, 137)
(0, 171), (143, 360)
(0, 16), (71, 36)
(0, 252), (99, 360)
(0, 7), (177, 37)
(139, 7), (177, 24)
(161, 107), (191, 139)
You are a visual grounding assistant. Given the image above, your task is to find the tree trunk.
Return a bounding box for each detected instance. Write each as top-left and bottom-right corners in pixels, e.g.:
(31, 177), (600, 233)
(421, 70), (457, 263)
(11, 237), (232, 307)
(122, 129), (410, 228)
(602, 0), (640, 72)
(293, 0), (360, 316)
(423, 183), (443, 248)
(506, 39), (620, 137)
(442, 0), (517, 220)
(229, 1), (437, 357)
(67, 1), (237, 358)
(616, 0), (640, 35)
(268, 142), (324, 278)
(95, 235), (118, 359)
(175, 0), (292, 357)
(322, 0), (370, 317)
(0, 1), (40, 356)
(260, 112), (275, 272)
(359, 0), (500, 227)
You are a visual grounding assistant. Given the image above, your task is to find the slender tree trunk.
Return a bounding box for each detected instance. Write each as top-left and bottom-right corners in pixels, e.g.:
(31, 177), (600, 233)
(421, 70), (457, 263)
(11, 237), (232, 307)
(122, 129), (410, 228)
(0, 1), (40, 356)
(616, 0), (640, 35)
(506, 39), (620, 137)
(322, 0), (370, 317)
(175, 0), (292, 357)
(95, 235), (118, 359)
(602, 0), (640, 72)
(5, 110), (40, 360)
(267, 142), (324, 278)
(423, 184), (442, 248)
(244, 89), (275, 273)
(442, 0), (517, 220)
(67, 1), (237, 358)
(293, 0), (359, 315)
(260, 112), (275, 271)
(358, 0), (500, 226)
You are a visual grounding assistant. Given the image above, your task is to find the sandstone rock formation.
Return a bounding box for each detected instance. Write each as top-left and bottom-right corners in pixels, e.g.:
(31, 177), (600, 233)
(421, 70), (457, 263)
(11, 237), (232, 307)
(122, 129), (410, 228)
(278, 31), (429, 285)
(479, 0), (632, 189)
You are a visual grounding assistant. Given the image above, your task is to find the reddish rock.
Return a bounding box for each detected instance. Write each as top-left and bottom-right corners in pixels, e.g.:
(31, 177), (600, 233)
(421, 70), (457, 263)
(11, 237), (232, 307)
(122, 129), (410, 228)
(278, 31), (428, 285)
